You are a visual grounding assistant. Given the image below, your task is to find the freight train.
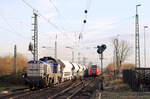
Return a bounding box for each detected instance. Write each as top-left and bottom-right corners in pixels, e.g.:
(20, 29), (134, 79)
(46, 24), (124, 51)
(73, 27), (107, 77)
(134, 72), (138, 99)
(88, 65), (101, 76)
(24, 57), (87, 89)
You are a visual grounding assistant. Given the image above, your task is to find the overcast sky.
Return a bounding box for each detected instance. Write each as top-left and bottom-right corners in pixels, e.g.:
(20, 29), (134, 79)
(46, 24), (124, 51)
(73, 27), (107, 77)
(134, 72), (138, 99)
(0, 0), (150, 67)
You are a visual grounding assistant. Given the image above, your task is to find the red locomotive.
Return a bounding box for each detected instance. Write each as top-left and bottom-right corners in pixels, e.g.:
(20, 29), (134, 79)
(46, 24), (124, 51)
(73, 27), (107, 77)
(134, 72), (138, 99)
(89, 65), (101, 76)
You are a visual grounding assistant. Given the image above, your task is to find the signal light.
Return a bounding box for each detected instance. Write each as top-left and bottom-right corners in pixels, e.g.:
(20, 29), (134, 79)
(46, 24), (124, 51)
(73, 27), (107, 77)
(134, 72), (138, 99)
(29, 42), (33, 51)
(83, 20), (86, 23)
(84, 10), (88, 14)
(97, 44), (107, 54)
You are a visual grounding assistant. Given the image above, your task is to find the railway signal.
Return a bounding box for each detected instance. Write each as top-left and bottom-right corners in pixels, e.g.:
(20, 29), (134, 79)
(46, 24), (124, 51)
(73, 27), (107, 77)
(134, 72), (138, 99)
(29, 42), (33, 52)
(97, 44), (107, 91)
(97, 44), (107, 54)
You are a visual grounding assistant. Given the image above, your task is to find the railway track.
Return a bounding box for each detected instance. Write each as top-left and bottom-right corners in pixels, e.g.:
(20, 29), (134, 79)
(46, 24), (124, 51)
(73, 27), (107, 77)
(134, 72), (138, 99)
(15, 80), (81, 99)
(72, 77), (102, 99)
(0, 77), (101, 99)
(49, 78), (92, 99)
(0, 80), (72, 99)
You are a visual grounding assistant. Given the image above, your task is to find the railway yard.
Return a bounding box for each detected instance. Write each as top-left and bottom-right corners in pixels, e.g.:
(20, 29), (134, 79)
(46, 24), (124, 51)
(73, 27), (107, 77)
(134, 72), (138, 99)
(0, 0), (150, 99)
(2, 75), (150, 99)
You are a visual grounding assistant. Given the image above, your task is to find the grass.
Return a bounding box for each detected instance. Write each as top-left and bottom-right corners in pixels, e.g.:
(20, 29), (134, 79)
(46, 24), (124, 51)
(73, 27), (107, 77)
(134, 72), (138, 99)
(102, 92), (150, 99)
(0, 73), (28, 91)
(0, 85), (27, 90)
(101, 77), (150, 99)
(104, 78), (131, 92)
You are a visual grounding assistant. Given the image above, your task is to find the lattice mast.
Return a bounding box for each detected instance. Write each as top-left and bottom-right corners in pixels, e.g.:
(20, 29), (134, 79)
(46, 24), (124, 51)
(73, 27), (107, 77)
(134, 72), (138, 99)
(32, 12), (38, 61)
(135, 5), (141, 68)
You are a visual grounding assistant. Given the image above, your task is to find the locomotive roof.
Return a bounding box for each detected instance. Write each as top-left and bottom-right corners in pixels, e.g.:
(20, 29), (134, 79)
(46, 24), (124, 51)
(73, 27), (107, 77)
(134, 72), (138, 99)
(40, 57), (58, 63)
(28, 60), (43, 64)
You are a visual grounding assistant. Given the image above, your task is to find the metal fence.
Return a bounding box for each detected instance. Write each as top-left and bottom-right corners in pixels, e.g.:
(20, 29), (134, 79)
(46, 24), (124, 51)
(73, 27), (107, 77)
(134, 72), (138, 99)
(101, 92), (150, 99)
(122, 69), (140, 91)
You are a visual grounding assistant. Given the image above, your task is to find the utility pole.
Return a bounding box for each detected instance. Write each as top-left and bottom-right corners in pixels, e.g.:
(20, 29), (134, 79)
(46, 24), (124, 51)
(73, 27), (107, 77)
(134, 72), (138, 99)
(114, 38), (119, 73)
(135, 5), (141, 68)
(31, 11), (38, 61)
(78, 52), (80, 64)
(66, 46), (74, 63)
(144, 26), (148, 68)
(113, 49), (116, 76)
(82, 57), (86, 65)
(55, 34), (57, 58)
(14, 45), (17, 74)
(72, 51), (74, 63)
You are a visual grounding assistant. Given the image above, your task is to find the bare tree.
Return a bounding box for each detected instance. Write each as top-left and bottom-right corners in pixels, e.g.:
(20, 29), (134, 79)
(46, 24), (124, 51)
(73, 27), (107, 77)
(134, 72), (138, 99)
(118, 40), (132, 68)
(113, 38), (132, 72)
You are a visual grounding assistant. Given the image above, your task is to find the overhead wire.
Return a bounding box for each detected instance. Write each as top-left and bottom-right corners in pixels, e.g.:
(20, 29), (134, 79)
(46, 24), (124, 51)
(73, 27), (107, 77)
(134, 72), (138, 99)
(48, 0), (69, 38)
(78, 0), (92, 57)
(49, 0), (94, 42)
(49, 0), (60, 15)
(39, 13), (62, 32)
(0, 26), (15, 34)
(22, 0), (73, 54)
(0, 14), (30, 39)
(79, 0), (92, 41)
(22, 0), (63, 33)
(77, 0), (92, 63)
(87, 15), (135, 32)
(48, 0), (65, 30)
(108, 15), (135, 26)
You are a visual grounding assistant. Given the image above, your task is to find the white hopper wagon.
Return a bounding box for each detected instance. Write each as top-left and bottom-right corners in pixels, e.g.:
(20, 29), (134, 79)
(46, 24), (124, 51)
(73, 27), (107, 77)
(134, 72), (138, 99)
(82, 65), (86, 71)
(72, 63), (80, 79)
(82, 65), (87, 76)
(59, 60), (73, 82)
(78, 64), (84, 77)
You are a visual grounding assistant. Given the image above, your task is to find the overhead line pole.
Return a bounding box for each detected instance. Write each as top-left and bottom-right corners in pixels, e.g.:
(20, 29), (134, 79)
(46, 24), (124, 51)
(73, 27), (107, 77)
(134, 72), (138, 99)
(55, 34), (57, 58)
(72, 51), (74, 63)
(32, 12), (38, 61)
(78, 52), (81, 64)
(135, 5), (141, 68)
(14, 45), (17, 74)
(66, 46), (74, 63)
(115, 38), (119, 74)
(144, 26), (148, 68)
